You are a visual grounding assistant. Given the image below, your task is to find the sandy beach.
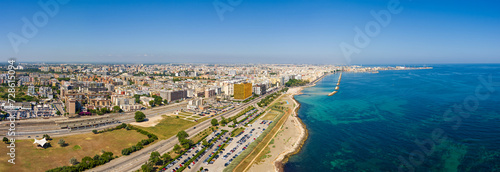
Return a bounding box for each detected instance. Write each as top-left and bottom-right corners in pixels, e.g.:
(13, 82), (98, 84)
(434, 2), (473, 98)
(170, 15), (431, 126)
(273, 87), (308, 171)
(246, 87), (308, 172)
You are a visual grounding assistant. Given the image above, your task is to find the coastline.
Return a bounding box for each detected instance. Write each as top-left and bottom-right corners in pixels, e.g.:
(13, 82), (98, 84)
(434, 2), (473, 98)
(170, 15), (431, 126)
(273, 87), (309, 172)
(242, 74), (328, 172)
(273, 73), (332, 171)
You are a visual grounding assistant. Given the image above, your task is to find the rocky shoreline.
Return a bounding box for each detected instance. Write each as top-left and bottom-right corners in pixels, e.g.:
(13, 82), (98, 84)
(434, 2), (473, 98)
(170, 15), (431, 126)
(273, 87), (309, 172)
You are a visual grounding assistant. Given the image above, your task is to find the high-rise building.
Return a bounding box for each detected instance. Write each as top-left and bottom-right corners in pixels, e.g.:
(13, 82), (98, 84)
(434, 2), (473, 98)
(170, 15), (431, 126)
(253, 84), (267, 95)
(234, 83), (252, 100)
(205, 89), (216, 98)
(65, 98), (81, 114)
(160, 90), (187, 103)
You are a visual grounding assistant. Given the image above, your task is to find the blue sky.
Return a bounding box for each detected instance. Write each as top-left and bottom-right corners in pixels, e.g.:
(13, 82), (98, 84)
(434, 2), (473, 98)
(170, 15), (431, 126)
(1, 0), (499, 64)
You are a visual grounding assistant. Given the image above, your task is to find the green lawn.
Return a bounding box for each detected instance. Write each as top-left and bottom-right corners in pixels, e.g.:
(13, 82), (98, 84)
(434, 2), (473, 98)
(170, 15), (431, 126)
(134, 115), (196, 139)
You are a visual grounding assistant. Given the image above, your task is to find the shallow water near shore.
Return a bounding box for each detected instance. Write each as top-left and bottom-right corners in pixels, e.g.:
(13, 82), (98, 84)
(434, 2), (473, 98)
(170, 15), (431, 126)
(284, 64), (500, 172)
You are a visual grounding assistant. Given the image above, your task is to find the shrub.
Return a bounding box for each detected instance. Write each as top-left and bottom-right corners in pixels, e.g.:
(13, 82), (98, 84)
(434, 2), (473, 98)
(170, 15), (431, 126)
(58, 139), (66, 147)
(69, 157), (78, 165)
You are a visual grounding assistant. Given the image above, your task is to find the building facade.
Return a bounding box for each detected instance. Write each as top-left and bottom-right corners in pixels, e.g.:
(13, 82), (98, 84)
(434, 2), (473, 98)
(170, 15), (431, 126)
(234, 83), (252, 100)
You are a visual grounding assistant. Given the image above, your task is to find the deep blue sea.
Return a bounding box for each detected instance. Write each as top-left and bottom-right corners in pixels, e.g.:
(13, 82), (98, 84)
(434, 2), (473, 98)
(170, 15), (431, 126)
(284, 64), (500, 172)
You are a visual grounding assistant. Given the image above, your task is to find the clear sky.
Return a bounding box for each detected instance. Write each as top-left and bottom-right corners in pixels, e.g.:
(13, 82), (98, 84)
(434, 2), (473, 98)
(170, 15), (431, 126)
(1, 0), (499, 64)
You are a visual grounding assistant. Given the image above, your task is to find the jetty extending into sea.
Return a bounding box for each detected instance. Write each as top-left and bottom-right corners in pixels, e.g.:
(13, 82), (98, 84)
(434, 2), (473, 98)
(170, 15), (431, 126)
(328, 72), (342, 96)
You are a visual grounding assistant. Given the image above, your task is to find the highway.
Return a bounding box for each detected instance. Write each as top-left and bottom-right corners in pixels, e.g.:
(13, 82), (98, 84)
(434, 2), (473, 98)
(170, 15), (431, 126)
(4, 102), (187, 139)
(88, 87), (282, 172)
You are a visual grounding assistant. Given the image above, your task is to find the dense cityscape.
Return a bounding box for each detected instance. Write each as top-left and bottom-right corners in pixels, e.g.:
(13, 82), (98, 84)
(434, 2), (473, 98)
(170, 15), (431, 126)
(2, 1), (498, 171)
(0, 63), (335, 119)
(0, 62), (429, 172)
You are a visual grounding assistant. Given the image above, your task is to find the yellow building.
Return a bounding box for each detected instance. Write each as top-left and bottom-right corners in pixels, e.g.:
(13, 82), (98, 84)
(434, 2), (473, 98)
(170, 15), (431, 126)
(234, 83), (252, 100)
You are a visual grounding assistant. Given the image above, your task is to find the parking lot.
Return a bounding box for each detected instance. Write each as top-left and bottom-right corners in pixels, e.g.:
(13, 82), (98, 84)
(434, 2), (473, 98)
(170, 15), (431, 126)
(158, 117), (274, 172)
(200, 119), (273, 172)
(160, 131), (230, 172)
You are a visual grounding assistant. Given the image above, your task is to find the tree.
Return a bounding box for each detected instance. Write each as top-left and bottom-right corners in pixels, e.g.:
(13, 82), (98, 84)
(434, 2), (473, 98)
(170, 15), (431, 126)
(162, 153), (172, 162)
(211, 118), (218, 126)
(220, 117), (227, 126)
(173, 144), (181, 153)
(56, 110), (61, 115)
(202, 139), (209, 147)
(149, 151), (161, 165)
(153, 96), (163, 105)
(141, 162), (153, 172)
(3, 137), (9, 143)
(181, 139), (194, 149)
(43, 134), (51, 140)
(112, 106), (122, 113)
(122, 148), (132, 155)
(135, 111), (146, 122)
(58, 139), (66, 147)
(92, 130), (98, 134)
(70, 157), (78, 165)
(149, 100), (155, 107)
(176, 130), (189, 141)
(285, 79), (309, 87)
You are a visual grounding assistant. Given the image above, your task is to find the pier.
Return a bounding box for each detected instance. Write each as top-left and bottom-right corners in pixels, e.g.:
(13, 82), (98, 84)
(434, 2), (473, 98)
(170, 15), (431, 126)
(328, 72), (342, 96)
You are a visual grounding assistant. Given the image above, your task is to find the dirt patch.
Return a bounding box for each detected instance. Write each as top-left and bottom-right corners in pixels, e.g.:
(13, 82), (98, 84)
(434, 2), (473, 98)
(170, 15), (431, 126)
(248, 107), (301, 172)
(0, 129), (148, 172)
(130, 115), (169, 127)
(248, 93), (307, 172)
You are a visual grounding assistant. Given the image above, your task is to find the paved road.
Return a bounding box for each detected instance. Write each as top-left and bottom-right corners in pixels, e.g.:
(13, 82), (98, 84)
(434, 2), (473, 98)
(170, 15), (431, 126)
(53, 102), (65, 114)
(89, 88), (283, 172)
(4, 102), (187, 139)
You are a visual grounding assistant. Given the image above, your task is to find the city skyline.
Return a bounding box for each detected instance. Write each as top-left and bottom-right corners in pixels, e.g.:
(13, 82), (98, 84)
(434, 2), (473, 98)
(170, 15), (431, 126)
(1, 0), (499, 64)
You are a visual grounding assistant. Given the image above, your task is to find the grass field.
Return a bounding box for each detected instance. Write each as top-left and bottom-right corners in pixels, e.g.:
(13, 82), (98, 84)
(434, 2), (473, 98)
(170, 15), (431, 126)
(134, 115), (196, 139)
(261, 109), (283, 121)
(0, 129), (147, 172)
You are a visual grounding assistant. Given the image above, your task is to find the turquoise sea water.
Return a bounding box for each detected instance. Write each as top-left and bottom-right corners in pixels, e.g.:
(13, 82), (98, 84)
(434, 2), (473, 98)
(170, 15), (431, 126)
(284, 64), (500, 172)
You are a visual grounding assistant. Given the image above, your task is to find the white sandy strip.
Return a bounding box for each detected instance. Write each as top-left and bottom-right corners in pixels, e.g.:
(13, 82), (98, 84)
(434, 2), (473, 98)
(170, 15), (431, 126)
(273, 89), (307, 172)
(130, 115), (167, 127)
